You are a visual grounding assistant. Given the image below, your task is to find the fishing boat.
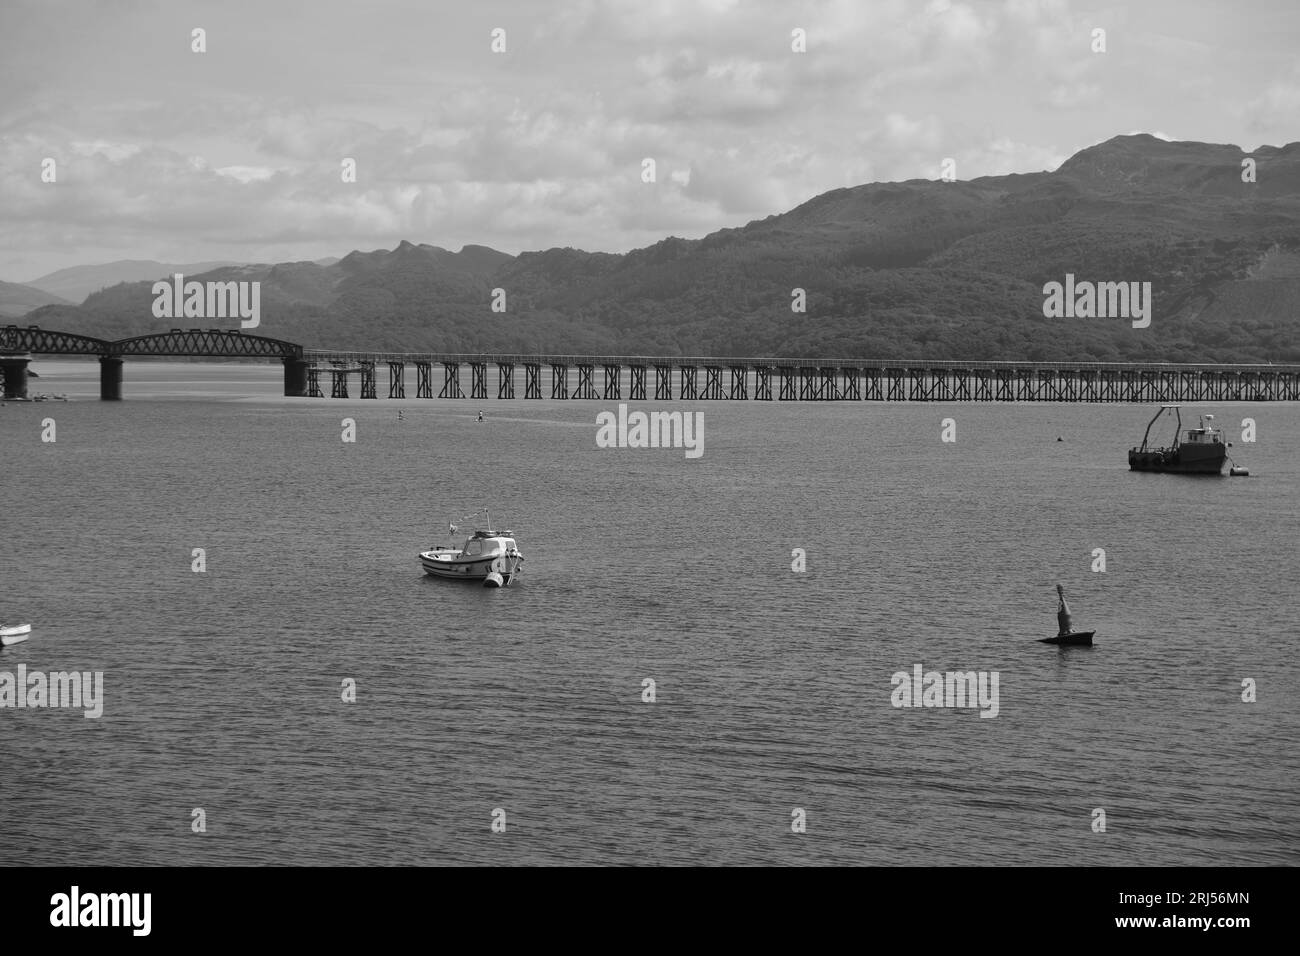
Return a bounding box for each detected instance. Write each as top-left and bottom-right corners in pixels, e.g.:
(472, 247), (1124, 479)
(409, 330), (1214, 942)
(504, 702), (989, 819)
(1128, 405), (1226, 474)
(1038, 585), (1094, 646)
(419, 510), (523, 586)
(1, 623), (32, 647)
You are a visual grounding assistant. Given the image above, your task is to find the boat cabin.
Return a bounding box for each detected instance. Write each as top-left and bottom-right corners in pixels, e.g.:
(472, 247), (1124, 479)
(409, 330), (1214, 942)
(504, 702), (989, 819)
(460, 533), (518, 557)
(1183, 415), (1222, 445)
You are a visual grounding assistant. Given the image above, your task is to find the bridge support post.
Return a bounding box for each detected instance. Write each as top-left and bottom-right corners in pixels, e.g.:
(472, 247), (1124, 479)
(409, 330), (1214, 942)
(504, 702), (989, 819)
(0, 354), (30, 399)
(602, 365), (621, 400)
(283, 357), (309, 397)
(654, 365), (673, 400)
(680, 366), (698, 400)
(524, 363), (541, 399)
(360, 362), (377, 399)
(99, 355), (123, 401)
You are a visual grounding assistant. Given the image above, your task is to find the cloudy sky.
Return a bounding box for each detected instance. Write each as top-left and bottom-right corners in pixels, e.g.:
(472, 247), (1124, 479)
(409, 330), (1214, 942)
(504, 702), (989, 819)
(1, 0), (1297, 280)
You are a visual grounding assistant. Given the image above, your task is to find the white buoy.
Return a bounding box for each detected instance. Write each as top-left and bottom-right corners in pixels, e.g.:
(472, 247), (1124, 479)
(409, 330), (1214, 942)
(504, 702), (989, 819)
(483, 571), (504, 588)
(1230, 466), (1249, 476)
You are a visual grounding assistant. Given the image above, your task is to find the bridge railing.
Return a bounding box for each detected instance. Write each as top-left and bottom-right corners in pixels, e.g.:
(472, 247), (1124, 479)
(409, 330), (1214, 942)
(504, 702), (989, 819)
(302, 348), (1300, 373)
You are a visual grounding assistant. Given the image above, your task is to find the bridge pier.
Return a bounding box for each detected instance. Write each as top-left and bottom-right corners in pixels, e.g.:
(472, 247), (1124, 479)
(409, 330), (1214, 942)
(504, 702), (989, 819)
(680, 366), (698, 400)
(99, 355), (123, 401)
(654, 365), (673, 400)
(439, 363), (463, 399)
(415, 362), (432, 398)
(778, 366), (796, 401)
(703, 366), (723, 400)
(550, 364), (568, 399)
(730, 366), (748, 400)
(0, 354), (30, 399)
(283, 357), (309, 397)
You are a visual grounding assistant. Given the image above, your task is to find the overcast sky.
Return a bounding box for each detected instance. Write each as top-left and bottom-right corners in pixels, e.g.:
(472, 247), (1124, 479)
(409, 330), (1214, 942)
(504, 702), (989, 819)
(1, 0), (1297, 280)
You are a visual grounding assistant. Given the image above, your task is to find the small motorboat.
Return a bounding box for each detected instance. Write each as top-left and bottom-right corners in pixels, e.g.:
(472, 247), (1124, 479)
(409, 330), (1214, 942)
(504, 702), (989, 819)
(1, 623), (32, 647)
(1038, 585), (1095, 646)
(419, 509), (523, 586)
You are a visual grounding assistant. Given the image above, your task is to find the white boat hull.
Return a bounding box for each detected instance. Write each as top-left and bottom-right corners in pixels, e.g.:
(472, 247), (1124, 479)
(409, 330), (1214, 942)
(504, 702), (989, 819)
(2, 633), (30, 646)
(419, 551), (521, 583)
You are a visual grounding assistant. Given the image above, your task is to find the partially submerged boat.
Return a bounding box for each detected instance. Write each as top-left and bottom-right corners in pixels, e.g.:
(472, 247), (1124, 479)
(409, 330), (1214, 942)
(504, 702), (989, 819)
(419, 511), (523, 587)
(1039, 585), (1094, 646)
(1129, 405), (1226, 474)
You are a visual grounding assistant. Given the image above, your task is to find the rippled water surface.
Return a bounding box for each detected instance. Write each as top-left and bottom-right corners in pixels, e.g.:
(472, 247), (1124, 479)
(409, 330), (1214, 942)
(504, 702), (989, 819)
(2, 361), (1297, 865)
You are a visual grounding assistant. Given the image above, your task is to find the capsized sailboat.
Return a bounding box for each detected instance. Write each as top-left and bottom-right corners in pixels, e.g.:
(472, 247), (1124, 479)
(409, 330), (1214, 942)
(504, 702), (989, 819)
(1038, 585), (1094, 645)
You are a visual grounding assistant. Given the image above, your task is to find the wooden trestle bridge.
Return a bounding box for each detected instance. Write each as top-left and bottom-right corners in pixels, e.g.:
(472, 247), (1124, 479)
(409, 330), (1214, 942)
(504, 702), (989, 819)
(3, 325), (1299, 402)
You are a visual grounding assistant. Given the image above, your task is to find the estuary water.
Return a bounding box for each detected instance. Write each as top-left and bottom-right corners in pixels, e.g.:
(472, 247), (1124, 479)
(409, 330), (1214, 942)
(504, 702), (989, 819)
(1, 360), (1297, 866)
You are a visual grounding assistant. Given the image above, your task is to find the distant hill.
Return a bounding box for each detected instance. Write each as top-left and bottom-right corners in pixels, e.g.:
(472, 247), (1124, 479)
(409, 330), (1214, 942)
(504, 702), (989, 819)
(0, 279), (70, 316)
(23, 259), (243, 304)
(15, 134), (1300, 362)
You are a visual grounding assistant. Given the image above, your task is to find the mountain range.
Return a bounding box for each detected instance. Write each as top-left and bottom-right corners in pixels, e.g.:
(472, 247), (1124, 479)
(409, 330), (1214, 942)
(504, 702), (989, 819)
(8, 134), (1300, 363)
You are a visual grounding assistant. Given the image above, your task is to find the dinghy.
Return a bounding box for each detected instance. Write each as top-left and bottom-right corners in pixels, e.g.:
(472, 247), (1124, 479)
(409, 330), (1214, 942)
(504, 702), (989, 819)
(1038, 585), (1095, 646)
(1, 623), (32, 646)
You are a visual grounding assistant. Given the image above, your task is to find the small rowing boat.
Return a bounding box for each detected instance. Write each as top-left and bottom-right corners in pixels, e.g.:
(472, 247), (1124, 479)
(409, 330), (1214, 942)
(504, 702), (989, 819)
(1, 623), (32, 646)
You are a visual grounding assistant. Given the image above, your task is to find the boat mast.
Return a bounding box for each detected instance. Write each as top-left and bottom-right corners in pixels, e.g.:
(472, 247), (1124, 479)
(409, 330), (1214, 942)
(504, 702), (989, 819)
(1138, 406), (1165, 452)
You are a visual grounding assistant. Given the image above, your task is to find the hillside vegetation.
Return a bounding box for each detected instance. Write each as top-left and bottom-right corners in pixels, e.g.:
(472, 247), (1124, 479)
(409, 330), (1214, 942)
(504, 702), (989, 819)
(18, 135), (1300, 363)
